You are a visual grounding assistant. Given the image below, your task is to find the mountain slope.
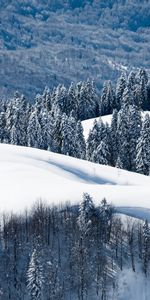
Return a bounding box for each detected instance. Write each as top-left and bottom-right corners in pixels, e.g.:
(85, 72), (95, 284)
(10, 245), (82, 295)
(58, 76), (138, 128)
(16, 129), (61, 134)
(1, 143), (150, 216)
(0, 0), (150, 98)
(82, 111), (150, 140)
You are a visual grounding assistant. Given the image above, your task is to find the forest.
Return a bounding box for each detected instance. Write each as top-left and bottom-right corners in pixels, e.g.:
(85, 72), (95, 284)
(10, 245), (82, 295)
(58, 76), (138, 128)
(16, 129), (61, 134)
(0, 0), (150, 98)
(0, 68), (150, 175)
(0, 194), (150, 299)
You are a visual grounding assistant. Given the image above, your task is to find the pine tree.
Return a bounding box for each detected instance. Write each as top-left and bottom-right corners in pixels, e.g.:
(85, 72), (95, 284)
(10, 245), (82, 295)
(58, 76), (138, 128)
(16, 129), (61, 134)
(27, 109), (43, 149)
(86, 119), (106, 161)
(100, 81), (115, 115)
(61, 113), (76, 156)
(128, 105), (142, 171)
(0, 101), (8, 143)
(117, 106), (130, 170)
(50, 108), (62, 153)
(142, 220), (150, 275)
(122, 87), (134, 107)
(136, 68), (148, 85)
(67, 82), (78, 117)
(27, 248), (43, 300)
(75, 120), (86, 159)
(110, 109), (118, 166)
(42, 86), (52, 111)
(78, 80), (98, 120)
(10, 94), (30, 146)
(136, 114), (150, 175)
(134, 69), (148, 109)
(77, 193), (95, 235)
(115, 73), (127, 110)
(92, 140), (110, 165)
(127, 71), (136, 90)
(52, 84), (69, 115)
(5, 95), (18, 143)
(76, 193), (96, 300)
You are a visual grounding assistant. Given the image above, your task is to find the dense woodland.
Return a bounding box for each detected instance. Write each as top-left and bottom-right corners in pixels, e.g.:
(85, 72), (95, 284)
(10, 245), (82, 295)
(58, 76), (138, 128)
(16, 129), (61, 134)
(0, 68), (150, 175)
(0, 194), (150, 299)
(1, 0), (150, 98)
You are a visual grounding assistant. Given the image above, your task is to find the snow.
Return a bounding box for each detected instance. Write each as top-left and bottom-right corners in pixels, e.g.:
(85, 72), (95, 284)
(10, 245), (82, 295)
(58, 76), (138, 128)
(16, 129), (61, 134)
(82, 111), (150, 140)
(0, 143), (150, 217)
(117, 267), (150, 300)
(82, 115), (112, 140)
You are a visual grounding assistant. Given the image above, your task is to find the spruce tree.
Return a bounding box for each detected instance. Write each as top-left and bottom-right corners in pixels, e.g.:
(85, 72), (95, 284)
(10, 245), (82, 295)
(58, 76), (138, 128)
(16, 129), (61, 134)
(75, 120), (86, 159)
(27, 248), (43, 300)
(100, 81), (115, 115)
(78, 80), (98, 121)
(91, 140), (110, 165)
(110, 109), (118, 166)
(117, 106), (130, 170)
(115, 73), (127, 110)
(86, 119), (106, 161)
(27, 109), (43, 149)
(136, 114), (150, 175)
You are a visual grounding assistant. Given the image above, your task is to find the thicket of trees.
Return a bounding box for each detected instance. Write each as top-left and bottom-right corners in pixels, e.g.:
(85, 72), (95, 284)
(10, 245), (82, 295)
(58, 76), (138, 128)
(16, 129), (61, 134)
(0, 68), (150, 175)
(0, 194), (150, 299)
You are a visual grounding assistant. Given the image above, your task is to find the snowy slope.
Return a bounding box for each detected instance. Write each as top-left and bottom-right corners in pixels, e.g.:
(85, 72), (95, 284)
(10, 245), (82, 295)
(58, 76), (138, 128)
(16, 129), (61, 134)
(82, 111), (150, 140)
(0, 143), (150, 217)
(82, 115), (112, 140)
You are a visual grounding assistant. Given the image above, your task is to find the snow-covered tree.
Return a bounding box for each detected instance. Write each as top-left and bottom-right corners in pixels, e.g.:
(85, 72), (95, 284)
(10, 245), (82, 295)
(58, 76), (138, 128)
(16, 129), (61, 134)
(128, 105), (142, 171)
(67, 82), (78, 117)
(142, 220), (150, 275)
(77, 193), (95, 235)
(92, 140), (110, 165)
(27, 248), (43, 300)
(75, 120), (86, 159)
(115, 73), (127, 110)
(78, 80), (98, 120)
(27, 109), (43, 149)
(42, 86), (52, 111)
(52, 84), (69, 115)
(110, 109), (118, 166)
(136, 114), (150, 175)
(127, 71), (136, 90)
(61, 113), (76, 156)
(0, 108), (7, 143)
(117, 106), (130, 170)
(100, 81), (115, 115)
(86, 119), (106, 161)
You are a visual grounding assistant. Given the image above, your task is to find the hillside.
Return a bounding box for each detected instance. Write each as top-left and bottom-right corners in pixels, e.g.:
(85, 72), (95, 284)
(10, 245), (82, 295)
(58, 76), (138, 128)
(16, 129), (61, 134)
(0, 0), (150, 98)
(82, 111), (150, 140)
(1, 143), (150, 217)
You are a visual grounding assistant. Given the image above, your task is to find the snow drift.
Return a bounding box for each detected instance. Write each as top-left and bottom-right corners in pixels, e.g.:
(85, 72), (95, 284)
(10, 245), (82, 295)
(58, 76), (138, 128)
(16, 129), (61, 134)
(0, 143), (150, 216)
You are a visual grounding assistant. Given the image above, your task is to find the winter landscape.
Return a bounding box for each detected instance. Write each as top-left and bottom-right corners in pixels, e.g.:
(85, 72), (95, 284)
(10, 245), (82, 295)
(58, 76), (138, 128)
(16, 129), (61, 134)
(0, 0), (150, 299)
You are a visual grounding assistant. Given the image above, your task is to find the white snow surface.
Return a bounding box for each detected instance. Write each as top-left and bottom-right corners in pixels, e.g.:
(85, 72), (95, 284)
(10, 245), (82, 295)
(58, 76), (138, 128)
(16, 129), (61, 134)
(0, 143), (150, 217)
(82, 114), (112, 140)
(82, 111), (150, 140)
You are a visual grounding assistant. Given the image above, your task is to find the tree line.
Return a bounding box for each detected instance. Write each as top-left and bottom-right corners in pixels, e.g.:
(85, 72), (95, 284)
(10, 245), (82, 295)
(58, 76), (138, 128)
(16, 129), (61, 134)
(0, 194), (150, 299)
(0, 68), (150, 174)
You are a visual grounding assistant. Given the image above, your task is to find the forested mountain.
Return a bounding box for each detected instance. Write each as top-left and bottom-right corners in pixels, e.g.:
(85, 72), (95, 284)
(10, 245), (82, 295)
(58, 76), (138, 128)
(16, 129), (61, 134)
(0, 0), (150, 98)
(0, 69), (150, 175)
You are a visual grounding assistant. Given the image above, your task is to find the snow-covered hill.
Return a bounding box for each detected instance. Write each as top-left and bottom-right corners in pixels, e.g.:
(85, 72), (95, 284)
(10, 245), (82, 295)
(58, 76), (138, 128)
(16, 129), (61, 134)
(82, 111), (150, 140)
(82, 114), (112, 140)
(1, 143), (150, 217)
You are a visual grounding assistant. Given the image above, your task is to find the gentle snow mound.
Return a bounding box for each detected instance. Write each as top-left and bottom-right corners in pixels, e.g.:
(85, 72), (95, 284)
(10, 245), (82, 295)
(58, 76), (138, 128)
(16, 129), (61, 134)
(0, 143), (150, 216)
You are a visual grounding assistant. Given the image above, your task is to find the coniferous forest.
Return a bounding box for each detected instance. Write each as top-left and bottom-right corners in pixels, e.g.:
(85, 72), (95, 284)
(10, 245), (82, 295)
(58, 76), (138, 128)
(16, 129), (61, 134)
(0, 68), (150, 175)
